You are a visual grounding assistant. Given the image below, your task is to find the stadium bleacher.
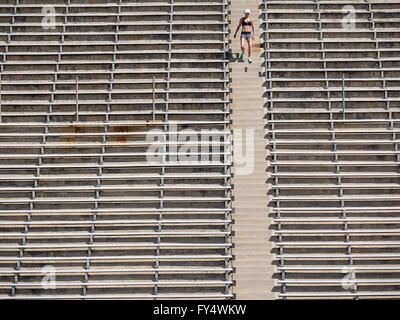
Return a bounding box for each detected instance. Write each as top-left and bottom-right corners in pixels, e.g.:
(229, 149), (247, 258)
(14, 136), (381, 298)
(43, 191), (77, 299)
(263, 0), (400, 299)
(0, 0), (232, 299)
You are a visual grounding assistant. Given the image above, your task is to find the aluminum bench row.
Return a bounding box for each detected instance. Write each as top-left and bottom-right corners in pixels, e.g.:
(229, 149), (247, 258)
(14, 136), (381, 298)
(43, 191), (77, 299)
(0, 230), (231, 237)
(0, 31), (228, 36)
(0, 40), (228, 46)
(0, 294), (233, 300)
(0, 243), (232, 250)
(0, 196), (230, 203)
(264, 0), (400, 5)
(0, 2), (228, 9)
(0, 130), (231, 137)
(0, 120), (230, 126)
(0, 21), (228, 26)
(275, 228), (400, 234)
(269, 118), (400, 123)
(0, 218), (231, 226)
(272, 183), (400, 189)
(271, 172), (400, 177)
(0, 208), (231, 214)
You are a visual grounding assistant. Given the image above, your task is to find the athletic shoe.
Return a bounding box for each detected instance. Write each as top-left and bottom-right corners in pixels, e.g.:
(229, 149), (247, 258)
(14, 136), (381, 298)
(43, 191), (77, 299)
(248, 58), (253, 63)
(239, 52), (245, 60)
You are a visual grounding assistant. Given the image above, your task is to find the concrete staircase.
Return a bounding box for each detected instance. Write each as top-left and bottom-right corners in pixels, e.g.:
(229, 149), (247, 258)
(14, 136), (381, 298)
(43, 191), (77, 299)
(263, 0), (400, 299)
(229, 0), (277, 299)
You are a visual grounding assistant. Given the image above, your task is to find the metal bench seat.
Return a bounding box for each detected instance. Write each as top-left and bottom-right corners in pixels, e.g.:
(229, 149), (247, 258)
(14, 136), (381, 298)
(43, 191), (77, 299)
(1, 68), (228, 74)
(271, 172), (400, 178)
(278, 265), (400, 271)
(0, 21), (228, 26)
(0, 130), (231, 138)
(275, 228), (400, 234)
(0, 254), (232, 262)
(0, 162), (231, 170)
(0, 230), (230, 238)
(274, 194), (400, 201)
(264, 17), (400, 23)
(0, 30), (228, 37)
(0, 280), (232, 289)
(278, 280), (400, 285)
(1, 109), (229, 117)
(265, 0), (400, 5)
(0, 111), (229, 119)
(277, 253), (400, 259)
(0, 242), (232, 250)
(0, 99), (229, 107)
(0, 207), (231, 215)
(273, 183), (400, 189)
(0, 293), (233, 300)
(271, 139), (400, 145)
(0, 173), (231, 181)
(0, 89), (229, 96)
(272, 128), (400, 134)
(0, 196), (230, 204)
(0, 185), (231, 193)
(0, 151), (229, 159)
(269, 118), (400, 123)
(266, 67), (400, 73)
(277, 242), (400, 247)
(1, 49), (227, 56)
(275, 217), (400, 223)
(0, 78), (229, 86)
(267, 57), (400, 63)
(1, 59), (229, 66)
(0, 2), (228, 8)
(0, 267), (233, 276)
(273, 206), (400, 212)
(0, 120), (230, 126)
(272, 150), (400, 156)
(264, 38), (400, 43)
(0, 218), (231, 227)
(267, 49), (400, 54)
(262, 28), (399, 34)
(279, 292), (400, 298)
(0, 39), (228, 46)
(268, 109), (400, 114)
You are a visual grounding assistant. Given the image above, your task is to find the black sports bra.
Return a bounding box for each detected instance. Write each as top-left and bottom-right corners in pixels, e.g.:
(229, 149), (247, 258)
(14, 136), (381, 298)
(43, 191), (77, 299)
(242, 18), (252, 26)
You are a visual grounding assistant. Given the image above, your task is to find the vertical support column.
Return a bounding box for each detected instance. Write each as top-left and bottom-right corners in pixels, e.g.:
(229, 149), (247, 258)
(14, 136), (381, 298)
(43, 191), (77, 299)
(166, 0), (173, 123)
(0, 79), (2, 123)
(154, 134), (166, 298)
(153, 76), (156, 122)
(221, 0), (232, 298)
(342, 74), (346, 120)
(75, 76), (79, 123)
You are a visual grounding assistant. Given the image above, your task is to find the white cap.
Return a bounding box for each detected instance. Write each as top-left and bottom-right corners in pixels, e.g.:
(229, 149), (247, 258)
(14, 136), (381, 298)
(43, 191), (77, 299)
(244, 9), (250, 14)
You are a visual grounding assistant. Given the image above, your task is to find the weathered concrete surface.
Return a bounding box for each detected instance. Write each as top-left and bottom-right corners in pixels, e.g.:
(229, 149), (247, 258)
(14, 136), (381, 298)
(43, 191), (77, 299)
(228, 0), (277, 300)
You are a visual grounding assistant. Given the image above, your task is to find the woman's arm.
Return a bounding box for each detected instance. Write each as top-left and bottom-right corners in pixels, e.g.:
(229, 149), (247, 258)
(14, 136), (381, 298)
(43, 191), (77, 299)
(251, 18), (255, 39)
(234, 18), (242, 38)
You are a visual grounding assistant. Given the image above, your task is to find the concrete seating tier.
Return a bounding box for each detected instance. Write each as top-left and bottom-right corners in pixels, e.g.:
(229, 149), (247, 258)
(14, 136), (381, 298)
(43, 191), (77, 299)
(0, 0), (232, 299)
(263, 0), (400, 299)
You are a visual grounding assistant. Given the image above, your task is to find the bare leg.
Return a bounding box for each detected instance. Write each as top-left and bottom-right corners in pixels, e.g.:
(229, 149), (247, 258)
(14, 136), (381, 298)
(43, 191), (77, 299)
(247, 37), (252, 58)
(240, 36), (245, 55)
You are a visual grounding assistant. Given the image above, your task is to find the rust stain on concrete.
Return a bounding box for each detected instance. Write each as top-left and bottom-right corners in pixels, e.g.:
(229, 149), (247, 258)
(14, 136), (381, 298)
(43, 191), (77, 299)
(113, 126), (129, 143)
(66, 126), (86, 144)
